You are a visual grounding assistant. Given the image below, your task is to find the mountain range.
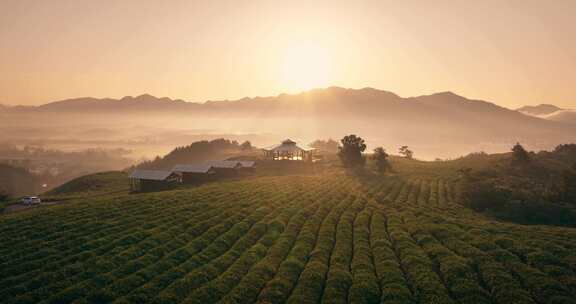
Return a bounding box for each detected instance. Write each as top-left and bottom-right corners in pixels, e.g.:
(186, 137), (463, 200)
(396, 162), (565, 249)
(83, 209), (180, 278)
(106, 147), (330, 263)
(517, 103), (576, 124)
(1, 87), (575, 159)
(0, 87), (568, 120)
(517, 104), (564, 116)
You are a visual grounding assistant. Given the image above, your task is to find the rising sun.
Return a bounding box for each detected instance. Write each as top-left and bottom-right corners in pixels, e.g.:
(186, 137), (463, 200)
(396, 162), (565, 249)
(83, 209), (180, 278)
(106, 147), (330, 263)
(279, 42), (333, 92)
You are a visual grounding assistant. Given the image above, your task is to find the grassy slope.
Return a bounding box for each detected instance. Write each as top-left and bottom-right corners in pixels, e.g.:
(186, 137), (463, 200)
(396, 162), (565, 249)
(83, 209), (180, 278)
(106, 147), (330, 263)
(44, 171), (130, 199)
(0, 162), (575, 304)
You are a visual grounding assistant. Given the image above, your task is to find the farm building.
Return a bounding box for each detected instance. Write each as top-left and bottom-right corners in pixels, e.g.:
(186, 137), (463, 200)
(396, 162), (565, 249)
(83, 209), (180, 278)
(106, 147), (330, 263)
(130, 159), (257, 190)
(237, 160), (256, 173)
(172, 163), (216, 184)
(263, 139), (314, 161)
(204, 160), (243, 177)
(129, 169), (179, 192)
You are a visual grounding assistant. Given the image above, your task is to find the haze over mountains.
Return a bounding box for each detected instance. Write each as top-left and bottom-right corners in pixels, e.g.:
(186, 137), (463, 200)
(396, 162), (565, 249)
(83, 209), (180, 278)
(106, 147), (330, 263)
(517, 104), (564, 116)
(2, 87), (576, 159)
(516, 103), (576, 124)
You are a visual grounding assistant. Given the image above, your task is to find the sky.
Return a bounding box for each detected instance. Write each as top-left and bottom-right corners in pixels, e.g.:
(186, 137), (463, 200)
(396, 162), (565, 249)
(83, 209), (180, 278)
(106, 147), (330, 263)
(1, 0), (575, 108)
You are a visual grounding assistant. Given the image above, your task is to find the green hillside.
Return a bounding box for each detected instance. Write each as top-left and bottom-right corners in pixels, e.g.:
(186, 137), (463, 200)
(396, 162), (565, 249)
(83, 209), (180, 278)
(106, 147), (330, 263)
(46, 171), (130, 198)
(1, 165), (576, 304)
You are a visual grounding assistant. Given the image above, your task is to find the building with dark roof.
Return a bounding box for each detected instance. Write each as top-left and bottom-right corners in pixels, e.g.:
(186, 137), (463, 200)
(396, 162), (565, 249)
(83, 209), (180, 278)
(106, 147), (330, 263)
(172, 164), (216, 184)
(204, 160), (243, 177)
(129, 169), (179, 192)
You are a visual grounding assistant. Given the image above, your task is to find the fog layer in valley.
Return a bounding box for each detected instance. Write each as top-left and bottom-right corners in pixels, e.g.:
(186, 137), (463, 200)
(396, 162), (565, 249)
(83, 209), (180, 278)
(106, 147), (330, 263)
(2, 87), (575, 160)
(2, 87), (576, 193)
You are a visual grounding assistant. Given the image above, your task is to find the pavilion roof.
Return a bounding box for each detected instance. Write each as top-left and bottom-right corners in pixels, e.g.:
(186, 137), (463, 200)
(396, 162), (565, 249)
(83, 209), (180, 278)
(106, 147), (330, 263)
(264, 139), (315, 152)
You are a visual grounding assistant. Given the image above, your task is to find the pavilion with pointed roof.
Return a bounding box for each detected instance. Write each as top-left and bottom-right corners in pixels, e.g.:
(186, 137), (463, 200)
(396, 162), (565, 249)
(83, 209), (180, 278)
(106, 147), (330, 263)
(263, 139), (314, 161)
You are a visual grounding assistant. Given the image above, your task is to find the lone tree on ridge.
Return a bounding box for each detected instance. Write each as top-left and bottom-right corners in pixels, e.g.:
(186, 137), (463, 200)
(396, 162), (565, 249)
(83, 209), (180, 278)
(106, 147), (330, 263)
(372, 147), (390, 174)
(511, 142), (530, 165)
(338, 135), (366, 168)
(399, 146), (414, 159)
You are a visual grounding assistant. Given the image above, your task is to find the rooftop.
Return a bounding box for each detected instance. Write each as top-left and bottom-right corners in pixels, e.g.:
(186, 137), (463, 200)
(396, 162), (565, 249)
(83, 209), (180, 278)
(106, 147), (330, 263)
(264, 139), (315, 152)
(172, 164), (214, 173)
(129, 169), (173, 180)
(204, 160), (242, 169)
(237, 160), (256, 167)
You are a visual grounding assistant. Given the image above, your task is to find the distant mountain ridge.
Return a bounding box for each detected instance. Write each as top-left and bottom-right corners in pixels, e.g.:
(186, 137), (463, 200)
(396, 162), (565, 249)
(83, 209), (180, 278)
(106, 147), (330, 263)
(3, 87), (576, 159)
(3, 86), (572, 134)
(1, 87), (558, 120)
(517, 104), (564, 116)
(516, 103), (576, 124)
(36, 94), (192, 112)
(544, 110), (576, 124)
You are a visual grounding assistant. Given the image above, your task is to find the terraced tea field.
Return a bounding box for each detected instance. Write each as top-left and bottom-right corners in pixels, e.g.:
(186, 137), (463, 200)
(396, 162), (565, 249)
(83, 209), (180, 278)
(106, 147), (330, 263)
(1, 173), (576, 303)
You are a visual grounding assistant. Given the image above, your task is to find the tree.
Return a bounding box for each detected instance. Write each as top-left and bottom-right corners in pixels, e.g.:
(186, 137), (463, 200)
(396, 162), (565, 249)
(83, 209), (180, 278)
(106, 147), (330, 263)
(338, 135), (366, 167)
(372, 147), (390, 174)
(399, 146), (413, 159)
(0, 189), (9, 202)
(511, 142), (530, 165)
(137, 138), (244, 169)
(240, 140), (252, 150)
(562, 164), (576, 203)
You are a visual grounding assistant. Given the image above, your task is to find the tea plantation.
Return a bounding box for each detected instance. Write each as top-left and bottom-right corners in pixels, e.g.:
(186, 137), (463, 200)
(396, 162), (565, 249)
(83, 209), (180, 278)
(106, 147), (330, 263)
(1, 171), (576, 303)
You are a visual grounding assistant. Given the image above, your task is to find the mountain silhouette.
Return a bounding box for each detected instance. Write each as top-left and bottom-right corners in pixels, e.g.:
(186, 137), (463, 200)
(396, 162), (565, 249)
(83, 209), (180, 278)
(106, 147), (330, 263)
(517, 104), (564, 116)
(13, 88), (565, 125)
(3, 87), (575, 158)
(36, 94), (193, 112)
(516, 103), (576, 124)
(6, 87), (573, 135)
(545, 110), (576, 124)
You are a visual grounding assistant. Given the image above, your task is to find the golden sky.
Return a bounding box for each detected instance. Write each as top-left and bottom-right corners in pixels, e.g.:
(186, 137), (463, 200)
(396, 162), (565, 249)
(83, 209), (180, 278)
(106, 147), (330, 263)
(1, 0), (575, 108)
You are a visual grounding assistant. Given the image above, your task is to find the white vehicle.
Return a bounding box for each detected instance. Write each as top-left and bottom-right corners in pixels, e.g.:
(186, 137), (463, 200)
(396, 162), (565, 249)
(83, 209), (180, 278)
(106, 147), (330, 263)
(21, 196), (41, 205)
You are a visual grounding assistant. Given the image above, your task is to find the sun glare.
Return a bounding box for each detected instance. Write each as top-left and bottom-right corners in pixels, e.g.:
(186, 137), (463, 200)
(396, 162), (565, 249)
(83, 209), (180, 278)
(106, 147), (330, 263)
(279, 43), (333, 92)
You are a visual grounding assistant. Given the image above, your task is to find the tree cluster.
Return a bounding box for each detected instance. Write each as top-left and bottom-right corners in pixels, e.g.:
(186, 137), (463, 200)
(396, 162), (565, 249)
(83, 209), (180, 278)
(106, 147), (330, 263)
(372, 147), (390, 174)
(460, 143), (576, 226)
(337, 135), (366, 168)
(561, 164), (576, 203)
(511, 142), (530, 166)
(137, 138), (247, 170)
(0, 189), (9, 202)
(399, 146), (413, 159)
(240, 140), (253, 150)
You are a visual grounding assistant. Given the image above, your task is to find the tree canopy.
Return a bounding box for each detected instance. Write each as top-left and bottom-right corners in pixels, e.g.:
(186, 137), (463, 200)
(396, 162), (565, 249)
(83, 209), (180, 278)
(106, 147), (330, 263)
(372, 147), (390, 174)
(511, 142), (530, 165)
(562, 164), (576, 203)
(137, 138), (244, 170)
(338, 135), (366, 167)
(399, 146), (414, 159)
(240, 140), (253, 150)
